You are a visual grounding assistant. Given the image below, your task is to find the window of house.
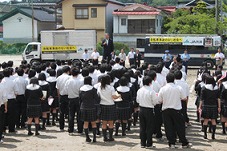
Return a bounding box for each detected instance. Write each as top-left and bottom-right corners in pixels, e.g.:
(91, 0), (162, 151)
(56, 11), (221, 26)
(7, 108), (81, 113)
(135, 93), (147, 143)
(128, 19), (155, 34)
(121, 18), (126, 26)
(91, 8), (97, 18)
(75, 8), (89, 19)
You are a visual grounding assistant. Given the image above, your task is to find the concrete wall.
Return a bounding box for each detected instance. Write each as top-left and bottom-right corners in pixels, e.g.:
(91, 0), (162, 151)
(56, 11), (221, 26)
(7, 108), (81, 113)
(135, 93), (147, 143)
(62, 0), (74, 28)
(3, 13), (38, 43)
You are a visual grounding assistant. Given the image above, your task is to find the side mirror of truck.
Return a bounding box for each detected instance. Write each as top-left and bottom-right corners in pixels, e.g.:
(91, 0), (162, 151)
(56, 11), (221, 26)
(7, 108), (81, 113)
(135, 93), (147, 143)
(25, 50), (30, 55)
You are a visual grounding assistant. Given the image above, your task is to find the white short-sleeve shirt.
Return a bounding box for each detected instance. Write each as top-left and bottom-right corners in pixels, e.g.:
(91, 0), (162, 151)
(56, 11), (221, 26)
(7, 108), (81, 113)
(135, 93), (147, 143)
(98, 85), (115, 105)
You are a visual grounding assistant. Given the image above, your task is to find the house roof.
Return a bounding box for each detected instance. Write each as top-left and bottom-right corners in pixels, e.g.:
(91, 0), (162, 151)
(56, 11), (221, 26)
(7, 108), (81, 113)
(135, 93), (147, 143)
(113, 3), (162, 15)
(0, 4), (17, 13)
(58, 0), (125, 6)
(0, 7), (55, 22)
(185, 0), (213, 6)
(177, 0), (215, 8)
(156, 6), (176, 13)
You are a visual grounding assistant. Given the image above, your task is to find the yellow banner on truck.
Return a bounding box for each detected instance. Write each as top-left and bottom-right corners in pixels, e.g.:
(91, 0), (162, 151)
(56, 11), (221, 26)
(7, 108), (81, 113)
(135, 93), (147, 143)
(150, 37), (183, 43)
(42, 46), (77, 52)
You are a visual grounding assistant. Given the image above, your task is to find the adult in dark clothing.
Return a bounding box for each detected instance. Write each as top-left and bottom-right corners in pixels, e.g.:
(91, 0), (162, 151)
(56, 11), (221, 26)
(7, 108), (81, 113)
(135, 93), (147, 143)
(134, 50), (142, 68)
(199, 76), (221, 140)
(80, 76), (100, 143)
(25, 77), (43, 136)
(101, 33), (114, 64)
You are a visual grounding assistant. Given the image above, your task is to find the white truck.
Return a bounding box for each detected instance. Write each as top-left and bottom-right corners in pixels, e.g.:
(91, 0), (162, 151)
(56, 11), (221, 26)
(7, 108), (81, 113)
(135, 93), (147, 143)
(22, 30), (97, 64)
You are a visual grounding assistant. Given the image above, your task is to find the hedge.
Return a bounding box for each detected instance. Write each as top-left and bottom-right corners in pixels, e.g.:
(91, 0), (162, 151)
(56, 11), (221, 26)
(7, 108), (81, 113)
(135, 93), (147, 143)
(0, 41), (130, 56)
(97, 42), (129, 56)
(0, 41), (27, 54)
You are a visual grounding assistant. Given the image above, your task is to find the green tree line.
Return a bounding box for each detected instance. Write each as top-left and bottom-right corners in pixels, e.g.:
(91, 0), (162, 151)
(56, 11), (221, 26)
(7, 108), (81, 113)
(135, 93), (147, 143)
(162, 0), (227, 35)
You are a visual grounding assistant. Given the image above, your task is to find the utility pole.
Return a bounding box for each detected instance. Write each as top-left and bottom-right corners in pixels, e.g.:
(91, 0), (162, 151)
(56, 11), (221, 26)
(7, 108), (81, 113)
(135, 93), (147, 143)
(215, 0), (219, 34)
(31, 0), (35, 41)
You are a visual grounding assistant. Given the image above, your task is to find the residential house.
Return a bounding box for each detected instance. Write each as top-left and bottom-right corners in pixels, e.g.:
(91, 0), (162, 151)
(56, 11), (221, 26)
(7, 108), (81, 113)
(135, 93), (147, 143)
(0, 3), (16, 40)
(156, 6), (176, 14)
(11, 0), (62, 25)
(0, 7), (56, 43)
(60, 0), (125, 42)
(113, 3), (166, 48)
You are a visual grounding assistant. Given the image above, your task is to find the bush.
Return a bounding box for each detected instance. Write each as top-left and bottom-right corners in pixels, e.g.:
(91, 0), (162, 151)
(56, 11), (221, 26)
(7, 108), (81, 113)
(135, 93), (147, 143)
(0, 42), (26, 54)
(97, 42), (129, 56)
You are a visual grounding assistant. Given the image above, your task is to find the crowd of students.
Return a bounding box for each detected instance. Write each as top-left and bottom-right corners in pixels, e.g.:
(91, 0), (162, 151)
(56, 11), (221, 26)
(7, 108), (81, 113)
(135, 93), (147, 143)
(195, 63), (227, 140)
(0, 53), (225, 149)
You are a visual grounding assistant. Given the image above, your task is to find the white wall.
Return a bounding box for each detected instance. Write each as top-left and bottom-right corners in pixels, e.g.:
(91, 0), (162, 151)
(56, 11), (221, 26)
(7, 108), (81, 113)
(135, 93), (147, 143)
(3, 13), (55, 43)
(113, 15), (128, 34)
(155, 15), (162, 34)
(119, 16), (127, 33)
(113, 16), (119, 33)
(3, 13), (36, 43)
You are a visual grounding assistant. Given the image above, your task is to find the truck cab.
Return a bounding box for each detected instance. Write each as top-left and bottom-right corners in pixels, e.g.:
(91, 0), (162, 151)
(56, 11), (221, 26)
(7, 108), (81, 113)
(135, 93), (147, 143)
(22, 42), (41, 64)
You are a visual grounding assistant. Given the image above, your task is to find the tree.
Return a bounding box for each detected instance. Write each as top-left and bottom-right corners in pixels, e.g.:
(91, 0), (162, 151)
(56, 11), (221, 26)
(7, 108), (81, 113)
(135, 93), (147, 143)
(163, 1), (227, 34)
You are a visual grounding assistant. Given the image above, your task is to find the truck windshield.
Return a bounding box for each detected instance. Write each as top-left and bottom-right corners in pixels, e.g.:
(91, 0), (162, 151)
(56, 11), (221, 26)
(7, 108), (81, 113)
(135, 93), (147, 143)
(25, 45), (38, 54)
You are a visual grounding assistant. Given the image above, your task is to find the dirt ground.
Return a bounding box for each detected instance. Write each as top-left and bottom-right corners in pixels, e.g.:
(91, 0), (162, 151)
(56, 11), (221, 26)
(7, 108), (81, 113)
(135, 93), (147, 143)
(0, 55), (226, 151)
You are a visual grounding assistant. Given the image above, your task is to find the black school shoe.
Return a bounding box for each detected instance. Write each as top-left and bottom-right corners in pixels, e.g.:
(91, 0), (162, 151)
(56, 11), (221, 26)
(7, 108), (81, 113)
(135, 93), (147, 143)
(182, 143), (192, 149)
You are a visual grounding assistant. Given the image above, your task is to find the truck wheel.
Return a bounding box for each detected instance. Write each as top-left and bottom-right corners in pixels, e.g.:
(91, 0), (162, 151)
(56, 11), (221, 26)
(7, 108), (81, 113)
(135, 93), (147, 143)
(30, 59), (40, 65)
(205, 60), (214, 69)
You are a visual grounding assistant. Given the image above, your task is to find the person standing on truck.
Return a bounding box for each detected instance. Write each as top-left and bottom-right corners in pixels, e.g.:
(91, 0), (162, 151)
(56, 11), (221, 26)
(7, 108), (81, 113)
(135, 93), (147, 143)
(181, 50), (190, 74)
(91, 49), (100, 66)
(82, 49), (90, 64)
(101, 33), (114, 64)
(214, 48), (225, 69)
(162, 50), (172, 69)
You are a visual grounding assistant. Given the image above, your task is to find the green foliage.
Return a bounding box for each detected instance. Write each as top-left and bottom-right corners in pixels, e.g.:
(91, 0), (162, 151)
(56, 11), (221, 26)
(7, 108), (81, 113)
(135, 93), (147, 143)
(96, 42), (129, 56)
(163, 1), (227, 35)
(0, 41), (26, 54)
(192, 0), (208, 14)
